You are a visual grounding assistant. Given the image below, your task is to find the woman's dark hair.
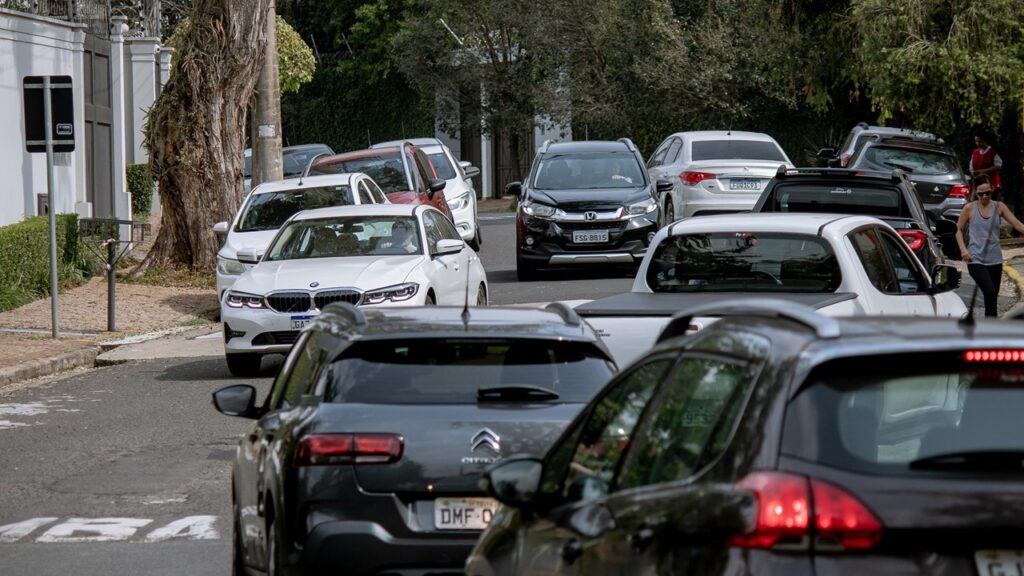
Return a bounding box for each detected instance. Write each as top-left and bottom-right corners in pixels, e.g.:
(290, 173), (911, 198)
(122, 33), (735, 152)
(973, 174), (991, 189)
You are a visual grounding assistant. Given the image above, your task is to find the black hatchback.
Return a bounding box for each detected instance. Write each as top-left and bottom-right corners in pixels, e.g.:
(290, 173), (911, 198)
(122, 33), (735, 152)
(506, 139), (668, 280)
(469, 302), (1024, 576)
(213, 302), (616, 576)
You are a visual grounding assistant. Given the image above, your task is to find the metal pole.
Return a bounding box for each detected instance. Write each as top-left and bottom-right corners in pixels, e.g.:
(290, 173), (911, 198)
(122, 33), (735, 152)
(44, 76), (60, 338)
(107, 238), (116, 332)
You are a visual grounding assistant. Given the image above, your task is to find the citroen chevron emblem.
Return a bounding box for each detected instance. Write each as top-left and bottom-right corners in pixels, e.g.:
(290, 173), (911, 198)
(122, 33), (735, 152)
(471, 428), (501, 454)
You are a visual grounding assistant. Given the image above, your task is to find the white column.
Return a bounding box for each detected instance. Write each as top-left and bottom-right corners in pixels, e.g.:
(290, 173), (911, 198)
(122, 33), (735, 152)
(109, 16), (132, 236)
(127, 38), (158, 164)
(157, 47), (173, 89)
(480, 84), (493, 198)
(71, 27), (91, 218)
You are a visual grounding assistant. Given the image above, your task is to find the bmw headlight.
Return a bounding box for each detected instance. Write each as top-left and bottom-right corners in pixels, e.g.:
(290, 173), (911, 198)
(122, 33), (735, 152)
(521, 200), (557, 219)
(217, 256), (246, 275)
(626, 198), (658, 216)
(225, 291), (265, 309)
(447, 192), (470, 212)
(362, 283), (419, 305)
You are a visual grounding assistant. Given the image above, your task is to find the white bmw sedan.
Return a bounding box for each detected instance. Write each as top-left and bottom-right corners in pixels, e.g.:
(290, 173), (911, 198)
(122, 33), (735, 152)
(221, 203), (488, 376)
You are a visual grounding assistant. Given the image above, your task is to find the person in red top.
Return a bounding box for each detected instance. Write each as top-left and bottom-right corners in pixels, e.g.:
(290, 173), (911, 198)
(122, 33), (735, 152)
(970, 131), (1003, 194)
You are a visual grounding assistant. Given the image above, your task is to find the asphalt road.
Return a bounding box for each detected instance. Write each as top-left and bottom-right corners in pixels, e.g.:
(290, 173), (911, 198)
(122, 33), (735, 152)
(0, 212), (1011, 575)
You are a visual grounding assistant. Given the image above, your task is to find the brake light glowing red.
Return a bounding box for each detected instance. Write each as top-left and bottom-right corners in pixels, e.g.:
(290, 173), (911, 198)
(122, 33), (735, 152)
(949, 184), (970, 198)
(681, 171), (716, 185)
(296, 433), (403, 466)
(898, 230), (926, 251)
(965, 350), (1024, 362)
(731, 471), (882, 551)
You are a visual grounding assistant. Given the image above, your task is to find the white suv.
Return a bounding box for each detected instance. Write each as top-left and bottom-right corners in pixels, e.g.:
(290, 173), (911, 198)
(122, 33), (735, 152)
(214, 173), (386, 297)
(372, 138), (482, 250)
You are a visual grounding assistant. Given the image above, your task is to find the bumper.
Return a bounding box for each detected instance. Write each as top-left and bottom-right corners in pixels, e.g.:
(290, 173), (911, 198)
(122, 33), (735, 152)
(678, 185), (759, 217)
(925, 197), (966, 221)
(302, 520), (475, 576)
(517, 214), (656, 266)
(450, 198), (477, 241)
(222, 306), (301, 355)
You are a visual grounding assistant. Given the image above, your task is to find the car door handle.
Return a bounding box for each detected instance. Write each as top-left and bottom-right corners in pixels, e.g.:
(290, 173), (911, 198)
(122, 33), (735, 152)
(561, 539), (583, 564)
(629, 527), (655, 551)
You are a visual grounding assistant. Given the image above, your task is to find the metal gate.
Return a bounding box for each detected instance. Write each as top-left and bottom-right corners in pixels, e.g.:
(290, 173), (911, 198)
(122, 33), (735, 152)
(83, 27), (113, 216)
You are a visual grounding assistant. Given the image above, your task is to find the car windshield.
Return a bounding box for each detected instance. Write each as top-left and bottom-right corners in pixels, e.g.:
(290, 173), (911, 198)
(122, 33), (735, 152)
(427, 152), (457, 180)
(237, 185), (354, 232)
(533, 153), (645, 189)
(691, 140), (787, 162)
(265, 216), (422, 260)
(856, 146), (959, 175)
(326, 339), (614, 404)
(768, 182), (910, 218)
(282, 146), (331, 177)
(782, 352), (1024, 476)
(646, 232), (841, 293)
(309, 152), (409, 194)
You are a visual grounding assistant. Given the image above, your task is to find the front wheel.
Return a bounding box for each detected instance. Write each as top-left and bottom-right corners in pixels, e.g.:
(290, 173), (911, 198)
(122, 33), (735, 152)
(231, 498), (245, 576)
(468, 223), (482, 251)
(266, 518), (283, 576)
(476, 284), (488, 306)
(226, 353), (261, 377)
(662, 198), (675, 227)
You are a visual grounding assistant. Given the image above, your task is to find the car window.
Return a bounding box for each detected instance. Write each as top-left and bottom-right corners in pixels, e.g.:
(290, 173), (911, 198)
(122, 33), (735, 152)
(309, 152), (409, 194)
(422, 211), (445, 253)
(325, 339), (615, 405)
(665, 138), (683, 164)
(265, 216), (423, 259)
(544, 359), (671, 505)
(877, 230), (926, 294)
(434, 212), (461, 241)
(269, 332), (320, 410)
(427, 152), (457, 180)
(782, 352), (1024, 476)
(646, 232), (841, 293)
(691, 140), (787, 162)
(856, 145), (958, 176)
(769, 182), (909, 218)
(411, 150), (435, 193)
(366, 179), (387, 203)
(647, 141), (671, 168)
(357, 180), (374, 204)
(849, 228), (899, 294)
(237, 185), (355, 232)
(617, 355), (750, 489)
(534, 152), (645, 189)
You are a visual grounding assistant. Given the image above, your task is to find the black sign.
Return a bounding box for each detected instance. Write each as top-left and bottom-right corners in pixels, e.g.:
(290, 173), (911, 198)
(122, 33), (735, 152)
(23, 75), (75, 153)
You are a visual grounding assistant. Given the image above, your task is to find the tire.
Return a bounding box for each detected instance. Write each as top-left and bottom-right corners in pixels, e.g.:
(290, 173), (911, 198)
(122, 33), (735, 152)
(516, 251), (538, 281)
(226, 353), (261, 377)
(468, 223), (482, 251)
(231, 498), (246, 576)
(266, 517), (282, 576)
(663, 198), (675, 227)
(476, 284), (488, 306)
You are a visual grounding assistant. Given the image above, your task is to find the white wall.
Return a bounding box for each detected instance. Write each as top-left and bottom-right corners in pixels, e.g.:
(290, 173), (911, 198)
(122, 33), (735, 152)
(0, 9), (88, 227)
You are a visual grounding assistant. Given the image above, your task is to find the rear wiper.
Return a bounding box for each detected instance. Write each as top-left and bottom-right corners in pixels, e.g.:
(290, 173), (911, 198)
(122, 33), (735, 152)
(884, 161), (916, 173)
(909, 450), (1024, 471)
(477, 385), (560, 402)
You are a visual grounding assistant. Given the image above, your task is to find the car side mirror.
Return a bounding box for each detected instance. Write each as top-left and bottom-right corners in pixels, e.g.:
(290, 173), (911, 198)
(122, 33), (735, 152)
(212, 384), (259, 418)
(433, 238), (465, 256)
(482, 457), (543, 508)
(460, 160), (481, 179)
(505, 181), (522, 197)
(930, 264), (961, 294)
(817, 147), (836, 160)
(236, 249), (262, 264)
(655, 179), (674, 194)
(933, 218), (957, 236)
(213, 221), (229, 235)
(428, 178), (446, 200)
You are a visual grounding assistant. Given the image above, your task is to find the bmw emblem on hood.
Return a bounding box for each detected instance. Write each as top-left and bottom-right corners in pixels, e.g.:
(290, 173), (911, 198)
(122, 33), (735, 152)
(310, 282), (320, 288)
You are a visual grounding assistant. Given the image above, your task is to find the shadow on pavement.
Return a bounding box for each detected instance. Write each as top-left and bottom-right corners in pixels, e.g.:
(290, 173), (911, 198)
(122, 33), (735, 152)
(155, 355), (284, 382)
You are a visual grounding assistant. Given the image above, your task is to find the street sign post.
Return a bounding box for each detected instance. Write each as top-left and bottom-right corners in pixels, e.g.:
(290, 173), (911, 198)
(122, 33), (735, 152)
(23, 75), (75, 338)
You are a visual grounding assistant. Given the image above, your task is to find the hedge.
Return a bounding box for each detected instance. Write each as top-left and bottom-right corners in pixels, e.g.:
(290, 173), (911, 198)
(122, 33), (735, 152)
(127, 163), (153, 218)
(0, 214), (91, 312)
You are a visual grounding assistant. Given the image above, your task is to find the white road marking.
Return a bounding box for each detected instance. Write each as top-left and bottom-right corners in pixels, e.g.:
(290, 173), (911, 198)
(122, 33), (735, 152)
(0, 400), (82, 430)
(0, 518), (58, 542)
(145, 516), (219, 542)
(36, 518), (153, 543)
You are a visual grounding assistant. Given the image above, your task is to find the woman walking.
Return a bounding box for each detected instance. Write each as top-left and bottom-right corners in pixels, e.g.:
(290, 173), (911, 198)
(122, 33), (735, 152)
(955, 175), (1024, 317)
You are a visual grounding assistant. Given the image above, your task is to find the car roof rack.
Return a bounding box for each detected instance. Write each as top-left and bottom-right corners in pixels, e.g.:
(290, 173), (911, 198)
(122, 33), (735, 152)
(544, 302), (581, 327)
(320, 301), (368, 327)
(656, 299), (841, 343)
(774, 165), (904, 181)
(616, 137), (639, 153)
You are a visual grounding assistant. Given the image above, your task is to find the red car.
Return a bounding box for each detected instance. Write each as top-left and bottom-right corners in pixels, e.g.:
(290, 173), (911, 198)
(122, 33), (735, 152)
(309, 143), (453, 221)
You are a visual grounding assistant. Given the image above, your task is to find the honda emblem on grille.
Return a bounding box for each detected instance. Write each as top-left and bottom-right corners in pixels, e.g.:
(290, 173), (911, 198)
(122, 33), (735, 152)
(462, 428), (501, 465)
(584, 211), (598, 221)
(310, 282), (319, 288)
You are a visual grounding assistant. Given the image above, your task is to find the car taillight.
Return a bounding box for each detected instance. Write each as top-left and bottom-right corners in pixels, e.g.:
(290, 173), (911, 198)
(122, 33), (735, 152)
(296, 433), (403, 466)
(730, 471), (882, 551)
(898, 230), (926, 251)
(964, 350), (1024, 362)
(681, 171), (716, 185)
(949, 184), (970, 198)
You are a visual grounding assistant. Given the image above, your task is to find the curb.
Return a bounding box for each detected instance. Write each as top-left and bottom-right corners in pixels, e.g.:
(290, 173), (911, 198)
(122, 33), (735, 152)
(1004, 262), (1024, 298)
(0, 346), (100, 390)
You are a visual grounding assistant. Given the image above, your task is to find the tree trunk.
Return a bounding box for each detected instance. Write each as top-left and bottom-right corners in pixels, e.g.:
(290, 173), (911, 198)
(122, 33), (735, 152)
(139, 0), (272, 273)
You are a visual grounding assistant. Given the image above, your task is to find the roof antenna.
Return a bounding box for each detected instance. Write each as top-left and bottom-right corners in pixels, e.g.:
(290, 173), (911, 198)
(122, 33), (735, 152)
(959, 285), (979, 329)
(461, 258), (472, 328)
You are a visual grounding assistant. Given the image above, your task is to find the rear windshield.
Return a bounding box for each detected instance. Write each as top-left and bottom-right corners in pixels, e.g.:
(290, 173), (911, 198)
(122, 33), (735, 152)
(428, 153), (457, 180)
(237, 185), (354, 232)
(646, 232), (841, 293)
(767, 182), (910, 218)
(533, 153), (645, 189)
(326, 339), (614, 404)
(782, 353), (1024, 476)
(310, 152), (409, 194)
(856, 146), (958, 176)
(692, 140), (787, 162)
(282, 147), (331, 177)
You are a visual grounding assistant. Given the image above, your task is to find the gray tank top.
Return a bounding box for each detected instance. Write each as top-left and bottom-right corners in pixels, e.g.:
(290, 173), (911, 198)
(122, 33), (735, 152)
(968, 200), (1002, 265)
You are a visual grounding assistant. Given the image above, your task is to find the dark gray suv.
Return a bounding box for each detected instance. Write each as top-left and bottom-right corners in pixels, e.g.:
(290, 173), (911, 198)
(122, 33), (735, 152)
(213, 302), (615, 576)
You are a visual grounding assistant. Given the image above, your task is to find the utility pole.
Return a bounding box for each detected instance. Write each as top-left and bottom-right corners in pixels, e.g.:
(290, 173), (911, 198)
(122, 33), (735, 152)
(251, 0), (282, 188)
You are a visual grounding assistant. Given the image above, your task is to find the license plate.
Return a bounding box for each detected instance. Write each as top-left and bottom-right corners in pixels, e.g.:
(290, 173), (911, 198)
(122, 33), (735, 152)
(572, 230), (608, 243)
(433, 497), (498, 530)
(975, 550), (1024, 576)
(729, 178), (761, 190)
(290, 315), (313, 330)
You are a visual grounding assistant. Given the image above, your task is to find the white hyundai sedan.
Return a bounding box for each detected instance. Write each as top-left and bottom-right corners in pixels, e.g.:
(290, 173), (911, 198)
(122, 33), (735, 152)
(221, 204), (488, 376)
